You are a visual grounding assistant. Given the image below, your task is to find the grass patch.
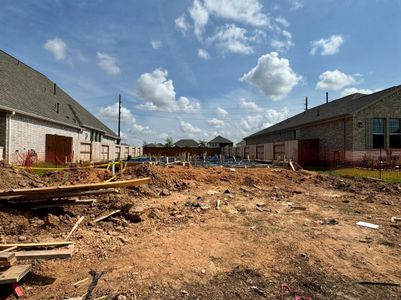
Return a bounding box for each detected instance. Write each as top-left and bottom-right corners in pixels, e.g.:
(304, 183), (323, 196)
(322, 167), (401, 183)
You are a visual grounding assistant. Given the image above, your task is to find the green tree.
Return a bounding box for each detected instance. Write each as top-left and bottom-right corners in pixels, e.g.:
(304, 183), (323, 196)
(198, 139), (208, 147)
(164, 137), (174, 147)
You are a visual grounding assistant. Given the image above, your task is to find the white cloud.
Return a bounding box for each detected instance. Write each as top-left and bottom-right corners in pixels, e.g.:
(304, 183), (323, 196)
(275, 16), (290, 27)
(217, 107), (228, 118)
(175, 14), (191, 34)
(44, 37), (67, 60)
(180, 120), (202, 134)
(189, 0), (209, 39)
(136, 68), (200, 112)
(97, 103), (151, 137)
(239, 98), (263, 112)
(209, 24), (264, 55)
(241, 52), (302, 100)
(197, 48), (210, 59)
(289, 0), (303, 10)
(178, 0), (269, 56)
(240, 107), (288, 132)
(202, 0), (268, 26)
(271, 30), (293, 52)
(207, 118), (225, 128)
(151, 39), (162, 49)
(96, 52), (121, 76)
(341, 87), (379, 96)
(316, 69), (357, 91)
(310, 35), (344, 56)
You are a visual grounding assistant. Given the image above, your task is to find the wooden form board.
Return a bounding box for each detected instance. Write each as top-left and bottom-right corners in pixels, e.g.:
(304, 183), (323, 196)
(15, 248), (73, 260)
(0, 241), (73, 248)
(0, 264), (31, 284)
(0, 177), (150, 198)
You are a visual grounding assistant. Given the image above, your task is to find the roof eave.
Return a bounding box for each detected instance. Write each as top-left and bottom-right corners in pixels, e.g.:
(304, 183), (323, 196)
(244, 113), (352, 140)
(0, 105), (82, 130)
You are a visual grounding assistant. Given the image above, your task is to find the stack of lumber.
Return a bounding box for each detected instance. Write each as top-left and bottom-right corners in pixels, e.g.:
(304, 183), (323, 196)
(0, 177), (150, 208)
(0, 241), (75, 286)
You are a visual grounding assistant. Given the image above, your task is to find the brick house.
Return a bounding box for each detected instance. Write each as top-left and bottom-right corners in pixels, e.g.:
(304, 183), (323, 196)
(0, 50), (131, 164)
(243, 85), (401, 165)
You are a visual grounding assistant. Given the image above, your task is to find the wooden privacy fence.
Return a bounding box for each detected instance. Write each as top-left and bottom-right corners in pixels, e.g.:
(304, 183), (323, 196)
(143, 147), (221, 157)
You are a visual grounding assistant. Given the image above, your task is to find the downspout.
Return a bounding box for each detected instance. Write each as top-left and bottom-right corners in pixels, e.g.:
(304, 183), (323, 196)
(343, 118), (346, 163)
(6, 112), (12, 163)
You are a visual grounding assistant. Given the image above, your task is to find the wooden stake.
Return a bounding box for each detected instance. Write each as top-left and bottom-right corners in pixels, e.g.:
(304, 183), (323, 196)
(93, 210), (121, 223)
(66, 216), (85, 241)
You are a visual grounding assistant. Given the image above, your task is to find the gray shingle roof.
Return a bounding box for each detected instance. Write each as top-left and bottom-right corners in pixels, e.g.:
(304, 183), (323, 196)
(0, 50), (118, 138)
(208, 135), (233, 144)
(245, 85), (401, 140)
(174, 139), (199, 147)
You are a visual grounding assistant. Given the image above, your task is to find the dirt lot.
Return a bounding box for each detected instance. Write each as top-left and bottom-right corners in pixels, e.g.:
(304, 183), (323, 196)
(0, 164), (400, 299)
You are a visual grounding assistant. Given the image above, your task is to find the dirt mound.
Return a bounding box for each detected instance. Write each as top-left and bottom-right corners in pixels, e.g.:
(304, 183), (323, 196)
(124, 164), (189, 192)
(0, 162), (45, 190)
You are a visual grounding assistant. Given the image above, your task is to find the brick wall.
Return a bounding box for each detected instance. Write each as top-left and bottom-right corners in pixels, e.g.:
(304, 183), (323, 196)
(353, 89), (401, 151)
(245, 117), (353, 162)
(8, 113), (119, 164)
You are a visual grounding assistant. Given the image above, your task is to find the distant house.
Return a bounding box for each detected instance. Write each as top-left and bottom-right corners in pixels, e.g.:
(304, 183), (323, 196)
(174, 139), (199, 148)
(0, 50), (129, 165)
(208, 136), (233, 148)
(143, 143), (164, 148)
(243, 85), (401, 164)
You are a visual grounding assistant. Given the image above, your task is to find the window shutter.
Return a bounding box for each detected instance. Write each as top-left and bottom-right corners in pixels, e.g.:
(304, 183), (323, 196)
(365, 118), (373, 149)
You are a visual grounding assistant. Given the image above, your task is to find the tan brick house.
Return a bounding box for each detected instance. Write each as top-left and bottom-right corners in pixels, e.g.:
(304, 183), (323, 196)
(0, 50), (128, 164)
(243, 85), (401, 165)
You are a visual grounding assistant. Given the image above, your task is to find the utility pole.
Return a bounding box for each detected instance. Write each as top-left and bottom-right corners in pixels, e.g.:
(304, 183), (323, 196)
(118, 94), (121, 145)
(305, 96), (308, 111)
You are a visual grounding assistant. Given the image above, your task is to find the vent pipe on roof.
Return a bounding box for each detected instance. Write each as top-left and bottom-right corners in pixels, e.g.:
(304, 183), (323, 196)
(326, 92), (329, 104)
(53, 83), (57, 95)
(305, 96), (308, 111)
(56, 103), (60, 113)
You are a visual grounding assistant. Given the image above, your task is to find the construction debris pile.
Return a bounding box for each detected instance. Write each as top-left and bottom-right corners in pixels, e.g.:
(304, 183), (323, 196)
(0, 163), (400, 299)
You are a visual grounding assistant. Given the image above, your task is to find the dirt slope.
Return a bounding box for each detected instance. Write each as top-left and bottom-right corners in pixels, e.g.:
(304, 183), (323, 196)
(0, 165), (400, 299)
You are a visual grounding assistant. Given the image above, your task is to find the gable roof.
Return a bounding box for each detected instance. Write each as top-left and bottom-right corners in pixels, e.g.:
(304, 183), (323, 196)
(208, 135), (233, 144)
(0, 50), (118, 138)
(245, 85), (401, 140)
(174, 139), (199, 147)
(144, 143), (163, 148)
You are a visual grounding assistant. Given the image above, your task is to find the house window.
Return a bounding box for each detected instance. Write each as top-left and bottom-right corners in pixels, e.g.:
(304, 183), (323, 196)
(372, 118), (385, 149)
(389, 118), (401, 148)
(90, 131), (103, 142)
(294, 129), (300, 139)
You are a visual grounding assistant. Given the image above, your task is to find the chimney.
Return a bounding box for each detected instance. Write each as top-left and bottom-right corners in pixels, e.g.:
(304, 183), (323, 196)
(305, 96), (308, 111)
(326, 92), (329, 104)
(53, 83), (57, 95)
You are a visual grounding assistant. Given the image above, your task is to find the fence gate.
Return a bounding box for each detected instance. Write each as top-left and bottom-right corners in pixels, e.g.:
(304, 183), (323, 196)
(101, 145), (109, 161)
(273, 143), (285, 161)
(256, 145), (264, 160)
(79, 143), (92, 162)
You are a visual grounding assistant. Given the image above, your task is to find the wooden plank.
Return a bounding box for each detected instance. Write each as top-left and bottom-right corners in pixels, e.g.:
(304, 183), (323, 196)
(0, 246), (17, 253)
(0, 252), (15, 262)
(93, 210), (121, 223)
(0, 256), (17, 267)
(65, 216), (85, 240)
(0, 264), (31, 284)
(4, 188), (119, 202)
(15, 248), (73, 260)
(289, 160), (296, 171)
(0, 178), (150, 198)
(0, 241), (73, 248)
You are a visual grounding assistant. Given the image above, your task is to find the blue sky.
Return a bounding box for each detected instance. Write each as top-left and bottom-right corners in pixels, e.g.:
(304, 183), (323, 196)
(1, 0), (401, 145)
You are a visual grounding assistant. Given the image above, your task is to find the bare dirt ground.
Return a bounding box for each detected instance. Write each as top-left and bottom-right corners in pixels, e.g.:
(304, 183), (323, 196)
(0, 164), (400, 299)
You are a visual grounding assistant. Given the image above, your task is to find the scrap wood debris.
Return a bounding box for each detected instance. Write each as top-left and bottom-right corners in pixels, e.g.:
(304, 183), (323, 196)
(0, 163), (400, 299)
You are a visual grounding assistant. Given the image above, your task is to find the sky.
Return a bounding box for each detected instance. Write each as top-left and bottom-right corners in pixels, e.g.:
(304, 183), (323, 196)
(1, 0), (401, 146)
